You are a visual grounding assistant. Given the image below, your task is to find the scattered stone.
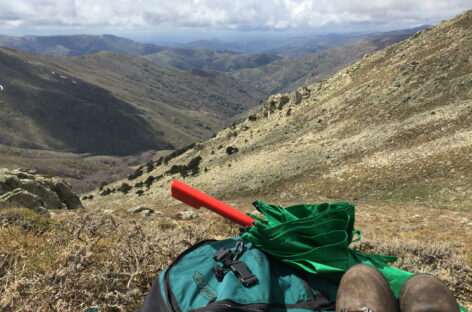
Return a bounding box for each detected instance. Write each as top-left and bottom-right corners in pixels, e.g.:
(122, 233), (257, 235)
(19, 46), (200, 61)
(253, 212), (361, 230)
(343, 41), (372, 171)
(175, 210), (199, 220)
(412, 214), (421, 219)
(127, 206), (155, 216)
(280, 192), (293, 199)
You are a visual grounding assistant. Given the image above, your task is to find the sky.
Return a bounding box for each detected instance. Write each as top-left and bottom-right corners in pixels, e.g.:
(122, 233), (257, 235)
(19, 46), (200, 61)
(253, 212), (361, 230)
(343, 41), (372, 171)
(0, 0), (470, 43)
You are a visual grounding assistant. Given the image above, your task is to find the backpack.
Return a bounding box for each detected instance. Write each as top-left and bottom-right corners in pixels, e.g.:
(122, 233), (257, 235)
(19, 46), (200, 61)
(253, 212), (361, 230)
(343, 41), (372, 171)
(139, 237), (338, 311)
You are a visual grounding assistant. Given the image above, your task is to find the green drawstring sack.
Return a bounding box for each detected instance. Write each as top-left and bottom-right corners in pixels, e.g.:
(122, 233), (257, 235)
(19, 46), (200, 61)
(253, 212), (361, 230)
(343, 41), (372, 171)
(241, 200), (465, 312)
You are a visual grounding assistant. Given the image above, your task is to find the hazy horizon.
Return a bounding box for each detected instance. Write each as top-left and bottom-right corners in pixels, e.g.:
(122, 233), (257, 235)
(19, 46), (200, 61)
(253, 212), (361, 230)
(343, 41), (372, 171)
(0, 1), (469, 45)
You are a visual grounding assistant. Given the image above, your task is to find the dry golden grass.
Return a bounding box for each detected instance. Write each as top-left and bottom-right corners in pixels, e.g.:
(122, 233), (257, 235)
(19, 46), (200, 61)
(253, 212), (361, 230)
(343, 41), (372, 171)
(1, 200), (471, 311)
(0, 207), (212, 311)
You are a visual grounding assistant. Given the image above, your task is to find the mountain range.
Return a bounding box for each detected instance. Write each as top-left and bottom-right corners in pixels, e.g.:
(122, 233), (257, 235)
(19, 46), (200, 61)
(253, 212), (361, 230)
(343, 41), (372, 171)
(180, 26), (429, 57)
(0, 24), (434, 189)
(0, 47), (265, 156)
(0, 34), (165, 57)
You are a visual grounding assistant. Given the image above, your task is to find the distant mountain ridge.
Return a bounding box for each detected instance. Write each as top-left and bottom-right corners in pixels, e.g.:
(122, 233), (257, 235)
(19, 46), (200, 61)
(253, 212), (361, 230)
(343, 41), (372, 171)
(0, 34), (284, 71)
(0, 34), (166, 57)
(181, 25), (430, 57)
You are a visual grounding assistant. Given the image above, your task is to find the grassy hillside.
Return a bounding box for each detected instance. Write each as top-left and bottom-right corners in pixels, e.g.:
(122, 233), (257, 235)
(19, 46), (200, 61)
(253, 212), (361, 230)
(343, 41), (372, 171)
(0, 48), (266, 156)
(0, 48), (163, 155)
(230, 33), (421, 94)
(145, 48), (280, 71)
(0, 34), (165, 57)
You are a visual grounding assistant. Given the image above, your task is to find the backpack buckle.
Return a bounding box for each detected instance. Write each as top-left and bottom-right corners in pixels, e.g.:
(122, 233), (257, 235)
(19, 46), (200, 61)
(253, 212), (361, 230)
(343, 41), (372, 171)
(230, 261), (258, 287)
(213, 248), (232, 263)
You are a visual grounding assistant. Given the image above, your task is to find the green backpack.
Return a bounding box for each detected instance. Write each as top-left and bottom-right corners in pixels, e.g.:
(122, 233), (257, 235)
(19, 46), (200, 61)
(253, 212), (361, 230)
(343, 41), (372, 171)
(139, 237), (339, 311)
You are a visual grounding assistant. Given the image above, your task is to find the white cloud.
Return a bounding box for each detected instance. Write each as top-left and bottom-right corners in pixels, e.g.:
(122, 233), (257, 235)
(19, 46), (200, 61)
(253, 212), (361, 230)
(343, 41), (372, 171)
(0, 0), (469, 31)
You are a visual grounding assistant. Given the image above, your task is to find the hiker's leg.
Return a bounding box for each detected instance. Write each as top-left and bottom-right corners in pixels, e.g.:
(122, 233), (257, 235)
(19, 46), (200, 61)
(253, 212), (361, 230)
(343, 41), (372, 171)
(399, 273), (460, 312)
(336, 263), (399, 312)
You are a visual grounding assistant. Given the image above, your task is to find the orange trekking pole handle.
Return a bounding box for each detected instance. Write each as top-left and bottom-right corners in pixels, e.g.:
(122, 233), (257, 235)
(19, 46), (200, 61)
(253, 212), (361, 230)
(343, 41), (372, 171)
(170, 179), (255, 227)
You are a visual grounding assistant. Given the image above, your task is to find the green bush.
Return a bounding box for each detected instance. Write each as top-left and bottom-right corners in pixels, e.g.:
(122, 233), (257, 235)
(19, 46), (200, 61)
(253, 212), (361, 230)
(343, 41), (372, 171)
(100, 188), (113, 196)
(226, 146), (239, 155)
(128, 167), (144, 180)
(164, 156), (202, 177)
(144, 176), (155, 189)
(117, 183), (132, 194)
(146, 161), (154, 173)
(248, 114), (257, 122)
(163, 143), (196, 164)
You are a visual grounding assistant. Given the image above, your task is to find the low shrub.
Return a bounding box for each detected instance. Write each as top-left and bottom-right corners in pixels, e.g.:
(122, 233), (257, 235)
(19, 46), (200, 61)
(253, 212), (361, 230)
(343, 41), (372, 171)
(226, 146), (239, 155)
(164, 156), (202, 177)
(117, 183), (132, 194)
(128, 166), (144, 181)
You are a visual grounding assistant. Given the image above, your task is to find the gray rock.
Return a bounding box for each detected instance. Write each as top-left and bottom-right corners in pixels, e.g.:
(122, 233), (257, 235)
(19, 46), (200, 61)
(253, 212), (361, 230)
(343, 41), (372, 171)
(0, 168), (83, 216)
(290, 89), (302, 105)
(127, 206), (155, 216)
(0, 188), (51, 217)
(49, 178), (83, 209)
(176, 210), (199, 220)
(263, 93), (291, 115)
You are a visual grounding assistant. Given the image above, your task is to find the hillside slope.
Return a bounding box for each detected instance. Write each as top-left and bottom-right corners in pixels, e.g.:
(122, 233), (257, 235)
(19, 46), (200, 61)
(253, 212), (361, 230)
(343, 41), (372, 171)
(0, 48), (265, 155)
(230, 32), (422, 94)
(158, 10), (470, 209)
(88, 10), (472, 219)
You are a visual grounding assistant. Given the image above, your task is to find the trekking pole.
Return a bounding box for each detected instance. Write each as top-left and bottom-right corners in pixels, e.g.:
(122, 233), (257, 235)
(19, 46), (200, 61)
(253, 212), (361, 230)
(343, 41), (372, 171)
(171, 179), (255, 227)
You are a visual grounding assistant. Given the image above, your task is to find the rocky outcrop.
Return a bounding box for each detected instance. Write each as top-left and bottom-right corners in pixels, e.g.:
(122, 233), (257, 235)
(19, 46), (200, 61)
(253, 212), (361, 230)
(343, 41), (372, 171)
(0, 189), (52, 217)
(0, 168), (83, 217)
(261, 88), (309, 117)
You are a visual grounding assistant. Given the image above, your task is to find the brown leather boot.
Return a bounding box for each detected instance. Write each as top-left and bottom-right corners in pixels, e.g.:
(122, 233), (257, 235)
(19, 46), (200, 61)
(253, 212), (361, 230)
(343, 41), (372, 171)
(336, 264), (399, 312)
(399, 273), (460, 312)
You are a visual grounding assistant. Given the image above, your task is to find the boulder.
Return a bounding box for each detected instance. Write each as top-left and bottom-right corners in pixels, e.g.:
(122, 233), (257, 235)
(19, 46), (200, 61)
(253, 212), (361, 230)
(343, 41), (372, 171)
(0, 168), (83, 216)
(0, 188), (51, 217)
(262, 93), (291, 116)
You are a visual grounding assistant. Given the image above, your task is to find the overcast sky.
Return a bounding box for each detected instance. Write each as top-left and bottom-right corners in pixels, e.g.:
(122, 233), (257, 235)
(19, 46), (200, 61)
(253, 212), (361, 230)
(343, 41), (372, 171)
(0, 1), (470, 42)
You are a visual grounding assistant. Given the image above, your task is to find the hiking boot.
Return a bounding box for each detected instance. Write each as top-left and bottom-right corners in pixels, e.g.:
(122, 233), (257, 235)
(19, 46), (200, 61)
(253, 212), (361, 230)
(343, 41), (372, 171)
(399, 273), (460, 312)
(336, 264), (399, 312)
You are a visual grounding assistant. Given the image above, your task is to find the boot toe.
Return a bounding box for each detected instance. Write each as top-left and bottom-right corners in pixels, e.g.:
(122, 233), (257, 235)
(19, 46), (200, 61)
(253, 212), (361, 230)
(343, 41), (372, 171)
(399, 273), (460, 312)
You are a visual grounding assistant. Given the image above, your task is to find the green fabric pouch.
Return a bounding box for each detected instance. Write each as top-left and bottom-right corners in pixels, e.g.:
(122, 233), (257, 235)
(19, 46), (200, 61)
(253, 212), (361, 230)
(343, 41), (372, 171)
(241, 200), (467, 312)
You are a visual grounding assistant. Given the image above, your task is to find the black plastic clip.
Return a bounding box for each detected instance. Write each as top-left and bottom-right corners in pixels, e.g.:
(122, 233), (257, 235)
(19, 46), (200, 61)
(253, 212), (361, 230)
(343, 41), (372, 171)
(232, 241), (246, 260)
(213, 265), (226, 282)
(230, 261), (258, 287)
(213, 248), (231, 263)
